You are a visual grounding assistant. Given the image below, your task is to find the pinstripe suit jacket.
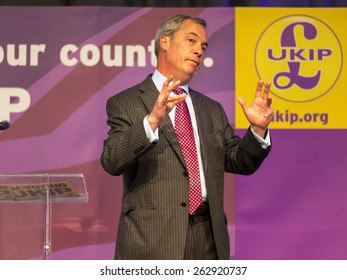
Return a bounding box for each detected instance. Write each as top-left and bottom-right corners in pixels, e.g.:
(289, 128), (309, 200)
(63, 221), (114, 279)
(100, 75), (271, 260)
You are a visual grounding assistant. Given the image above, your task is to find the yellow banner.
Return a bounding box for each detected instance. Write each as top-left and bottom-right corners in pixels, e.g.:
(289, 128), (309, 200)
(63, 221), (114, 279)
(235, 8), (347, 129)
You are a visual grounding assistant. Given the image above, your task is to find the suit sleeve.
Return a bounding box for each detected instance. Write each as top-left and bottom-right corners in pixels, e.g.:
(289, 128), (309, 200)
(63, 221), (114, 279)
(100, 94), (154, 176)
(219, 103), (271, 175)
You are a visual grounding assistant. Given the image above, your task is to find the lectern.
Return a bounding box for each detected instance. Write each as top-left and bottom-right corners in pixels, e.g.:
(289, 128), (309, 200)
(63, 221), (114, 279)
(0, 173), (88, 260)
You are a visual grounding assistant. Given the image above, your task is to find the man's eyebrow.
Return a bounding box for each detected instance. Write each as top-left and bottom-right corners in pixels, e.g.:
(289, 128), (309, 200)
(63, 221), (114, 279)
(189, 32), (208, 48)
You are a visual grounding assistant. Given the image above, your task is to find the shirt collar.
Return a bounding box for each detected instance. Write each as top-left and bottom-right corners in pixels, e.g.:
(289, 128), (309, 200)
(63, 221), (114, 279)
(152, 69), (190, 95)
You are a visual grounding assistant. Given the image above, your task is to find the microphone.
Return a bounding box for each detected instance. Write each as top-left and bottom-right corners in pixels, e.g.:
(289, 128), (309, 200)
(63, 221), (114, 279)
(0, 120), (10, 130)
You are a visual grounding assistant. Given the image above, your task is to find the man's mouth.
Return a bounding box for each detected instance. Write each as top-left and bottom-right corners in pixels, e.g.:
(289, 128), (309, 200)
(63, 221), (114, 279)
(187, 59), (199, 67)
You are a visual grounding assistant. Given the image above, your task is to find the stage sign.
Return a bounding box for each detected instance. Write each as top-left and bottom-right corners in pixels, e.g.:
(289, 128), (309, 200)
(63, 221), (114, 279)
(235, 8), (347, 129)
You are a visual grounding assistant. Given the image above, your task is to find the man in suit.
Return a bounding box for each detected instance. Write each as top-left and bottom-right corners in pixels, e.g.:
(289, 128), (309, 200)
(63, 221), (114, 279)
(100, 14), (273, 260)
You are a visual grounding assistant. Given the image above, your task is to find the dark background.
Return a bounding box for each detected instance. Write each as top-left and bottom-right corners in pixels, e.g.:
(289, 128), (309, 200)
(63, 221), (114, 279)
(0, 0), (345, 7)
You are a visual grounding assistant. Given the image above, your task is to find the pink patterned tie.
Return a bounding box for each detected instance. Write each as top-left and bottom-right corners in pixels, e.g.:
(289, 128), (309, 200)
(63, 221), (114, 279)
(173, 87), (203, 214)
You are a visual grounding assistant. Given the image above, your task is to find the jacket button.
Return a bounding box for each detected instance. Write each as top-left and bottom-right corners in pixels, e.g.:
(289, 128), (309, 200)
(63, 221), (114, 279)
(183, 171), (188, 176)
(181, 202), (187, 208)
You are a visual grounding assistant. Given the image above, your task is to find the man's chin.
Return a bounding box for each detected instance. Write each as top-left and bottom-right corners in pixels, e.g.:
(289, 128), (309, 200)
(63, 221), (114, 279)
(186, 67), (200, 76)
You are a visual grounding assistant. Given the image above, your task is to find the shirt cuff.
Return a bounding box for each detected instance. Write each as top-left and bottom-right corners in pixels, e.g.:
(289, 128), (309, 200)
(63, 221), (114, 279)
(143, 115), (159, 144)
(250, 126), (271, 149)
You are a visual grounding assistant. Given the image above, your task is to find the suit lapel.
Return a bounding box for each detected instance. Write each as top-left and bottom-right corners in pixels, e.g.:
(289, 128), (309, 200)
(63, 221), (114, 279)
(137, 75), (187, 168)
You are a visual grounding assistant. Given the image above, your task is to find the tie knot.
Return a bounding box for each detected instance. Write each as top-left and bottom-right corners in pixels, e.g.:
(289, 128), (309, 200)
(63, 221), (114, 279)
(173, 87), (185, 95)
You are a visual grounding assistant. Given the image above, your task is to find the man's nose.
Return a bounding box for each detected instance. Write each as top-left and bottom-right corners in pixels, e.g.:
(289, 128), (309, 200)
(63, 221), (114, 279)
(193, 46), (204, 56)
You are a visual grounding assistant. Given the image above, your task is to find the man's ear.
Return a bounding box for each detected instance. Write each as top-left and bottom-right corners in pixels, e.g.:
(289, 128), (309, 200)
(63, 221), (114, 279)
(160, 36), (169, 52)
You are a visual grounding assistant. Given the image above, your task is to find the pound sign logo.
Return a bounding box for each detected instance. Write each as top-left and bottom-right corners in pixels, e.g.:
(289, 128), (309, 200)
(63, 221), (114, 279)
(255, 15), (342, 102)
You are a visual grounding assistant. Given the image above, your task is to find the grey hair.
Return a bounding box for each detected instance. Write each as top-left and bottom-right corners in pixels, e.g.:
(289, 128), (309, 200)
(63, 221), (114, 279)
(154, 14), (207, 58)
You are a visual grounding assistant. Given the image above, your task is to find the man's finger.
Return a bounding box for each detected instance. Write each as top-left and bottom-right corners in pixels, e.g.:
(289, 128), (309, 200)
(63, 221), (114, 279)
(163, 74), (174, 88)
(168, 93), (186, 104)
(167, 80), (181, 93)
(255, 80), (264, 98)
(262, 81), (272, 100)
(237, 97), (248, 110)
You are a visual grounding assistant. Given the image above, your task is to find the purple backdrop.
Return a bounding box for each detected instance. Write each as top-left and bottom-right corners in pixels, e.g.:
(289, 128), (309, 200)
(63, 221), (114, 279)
(236, 129), (347, 259)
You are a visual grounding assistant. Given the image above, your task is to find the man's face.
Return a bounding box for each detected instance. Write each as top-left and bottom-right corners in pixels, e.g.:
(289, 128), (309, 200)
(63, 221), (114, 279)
(160, 19), (208, 84)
